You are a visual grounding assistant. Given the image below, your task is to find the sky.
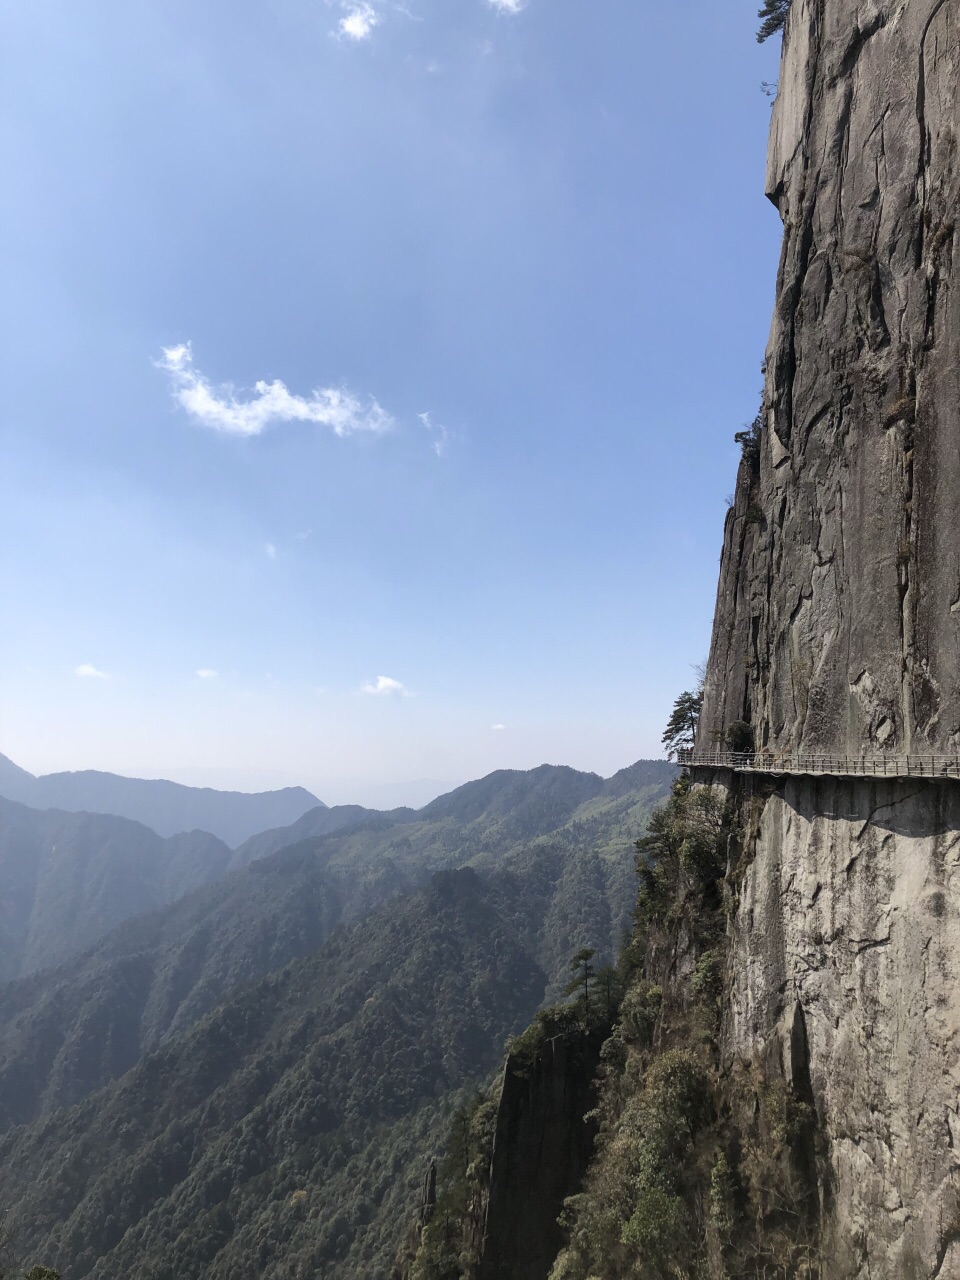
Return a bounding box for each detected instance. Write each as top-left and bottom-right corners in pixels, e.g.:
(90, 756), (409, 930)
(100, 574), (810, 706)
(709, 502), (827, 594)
(1, 0), (785, 805)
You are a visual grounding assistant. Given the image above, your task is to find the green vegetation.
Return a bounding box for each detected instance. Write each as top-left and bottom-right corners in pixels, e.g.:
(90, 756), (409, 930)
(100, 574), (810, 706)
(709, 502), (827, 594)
(720, 719), (755, 753)
(406, 1089), (497, 1280)
(0, 760), (674, 1133)
(0, 763), (676, 1280)
(734, 408), (764, 470)
(660, 690), (702, 760)
(756, 0), (792, 42)
(1, 870), (543, 1280)
(564, 947), (596, 1017)
(406, 965), (618, 1280)
(548, 765), (821, 1279)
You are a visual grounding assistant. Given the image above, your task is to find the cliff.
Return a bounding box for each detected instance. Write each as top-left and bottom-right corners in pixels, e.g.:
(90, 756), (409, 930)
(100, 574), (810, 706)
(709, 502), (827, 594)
(701, 0), (959, 757)
(703, 1), (960, 1274)
(475, 1027), (602, 1280)
(396, 1012), (605, 1280)
(727, 775), (960, 1274)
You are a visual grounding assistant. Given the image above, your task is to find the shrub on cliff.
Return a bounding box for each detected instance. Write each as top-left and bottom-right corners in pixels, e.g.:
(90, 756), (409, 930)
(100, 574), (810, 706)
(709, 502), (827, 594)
(551, 1050), (713, 1278)
(734, 409), (764, 470)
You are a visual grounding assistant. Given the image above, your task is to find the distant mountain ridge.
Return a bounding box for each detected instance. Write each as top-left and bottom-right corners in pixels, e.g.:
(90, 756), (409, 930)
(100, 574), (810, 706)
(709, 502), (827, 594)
(0, 757), (676, 1132)
(0, 753), (322, 845)
(0, 755), (677, 1278)
(0, 796), (233, 981)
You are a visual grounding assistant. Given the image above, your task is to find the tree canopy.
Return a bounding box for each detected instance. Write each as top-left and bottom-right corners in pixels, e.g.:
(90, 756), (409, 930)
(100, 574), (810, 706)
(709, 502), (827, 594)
(757, 0), (791, 42)
(661, 690), (703, 760)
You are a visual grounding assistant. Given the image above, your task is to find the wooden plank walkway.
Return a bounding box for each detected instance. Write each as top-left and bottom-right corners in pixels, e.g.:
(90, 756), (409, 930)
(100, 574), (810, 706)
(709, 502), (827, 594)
(677, 749), (960, 780)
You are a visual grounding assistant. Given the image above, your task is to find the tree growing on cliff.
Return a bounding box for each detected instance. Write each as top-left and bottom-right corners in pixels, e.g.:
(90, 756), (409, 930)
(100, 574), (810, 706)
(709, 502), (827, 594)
(734, 409), (764, 471)
(756, 0), (791, 42)
(565, 947), (596, 1018)
(661, 690), (702, 759)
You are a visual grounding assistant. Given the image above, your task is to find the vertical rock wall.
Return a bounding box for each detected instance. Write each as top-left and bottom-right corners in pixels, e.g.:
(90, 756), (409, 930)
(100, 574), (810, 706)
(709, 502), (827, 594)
(475, 1031), (602, 1280)
(701, 0), (959, 756)
(727, 776), (960, 1276)
(699, 3), (960, 1274)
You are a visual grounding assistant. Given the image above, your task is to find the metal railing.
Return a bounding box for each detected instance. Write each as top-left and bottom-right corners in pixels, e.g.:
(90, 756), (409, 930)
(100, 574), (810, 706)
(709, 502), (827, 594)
(676, 749), (960, 779)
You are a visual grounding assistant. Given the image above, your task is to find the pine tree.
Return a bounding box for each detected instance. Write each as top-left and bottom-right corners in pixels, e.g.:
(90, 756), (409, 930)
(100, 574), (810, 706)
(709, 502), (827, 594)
(662, 690), (703, 760)
(757, 0), (791, 42)
(565, 947), (596, 1018)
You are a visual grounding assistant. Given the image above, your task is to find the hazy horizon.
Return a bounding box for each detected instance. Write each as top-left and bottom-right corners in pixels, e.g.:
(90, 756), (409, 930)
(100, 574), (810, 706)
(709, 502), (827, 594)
(1, 746), (674, 810)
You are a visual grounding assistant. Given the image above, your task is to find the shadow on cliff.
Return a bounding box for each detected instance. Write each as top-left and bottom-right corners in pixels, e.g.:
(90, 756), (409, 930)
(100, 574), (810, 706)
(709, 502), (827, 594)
(762, 775), (960, 840)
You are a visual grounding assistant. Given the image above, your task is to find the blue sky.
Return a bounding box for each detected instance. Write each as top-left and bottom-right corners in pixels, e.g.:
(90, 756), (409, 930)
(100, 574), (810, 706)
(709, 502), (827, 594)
(1, 0), (784, 804)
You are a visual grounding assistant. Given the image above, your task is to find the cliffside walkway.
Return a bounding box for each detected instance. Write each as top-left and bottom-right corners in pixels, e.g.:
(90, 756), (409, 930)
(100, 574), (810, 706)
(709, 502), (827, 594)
(677, 749), (960, 780)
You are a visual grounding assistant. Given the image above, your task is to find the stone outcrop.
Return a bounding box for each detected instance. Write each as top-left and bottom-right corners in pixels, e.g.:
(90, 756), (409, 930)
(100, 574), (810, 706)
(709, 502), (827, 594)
(474, 1028), (602, 1280)
(701, 0), (959, 757)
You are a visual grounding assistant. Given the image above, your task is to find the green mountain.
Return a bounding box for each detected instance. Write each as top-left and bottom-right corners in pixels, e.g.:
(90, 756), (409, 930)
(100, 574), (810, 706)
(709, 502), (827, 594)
(0, 760), (674, 1133)
(228, 802), (417, 871)
(0, 797), (232, 981)
(0, 754), (322, 845)
(0, 759), (674, 1278)
(0, 870), (545, 1280)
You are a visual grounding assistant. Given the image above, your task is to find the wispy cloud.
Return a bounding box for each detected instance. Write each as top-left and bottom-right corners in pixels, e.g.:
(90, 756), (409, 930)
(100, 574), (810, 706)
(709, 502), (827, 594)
(418, 410), (452, 457)
(75, 663), (109, 680)
(489, 0), (527, 12)
(196, 668), (218, 679)
(156, 343), (393, 438)
(265, 542), (278, 560)
(337, 2), (380, 39)
(491, 723), (506, 731)
(361, 675), (412, 697)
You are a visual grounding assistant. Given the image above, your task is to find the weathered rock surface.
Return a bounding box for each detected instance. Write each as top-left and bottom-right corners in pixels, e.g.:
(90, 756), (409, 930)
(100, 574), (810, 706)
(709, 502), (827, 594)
(475, 1030), (602, 1280)
(701, 0), (960, 756)
(700, 3), (960, 1275)
(727, 776), (960, 1276)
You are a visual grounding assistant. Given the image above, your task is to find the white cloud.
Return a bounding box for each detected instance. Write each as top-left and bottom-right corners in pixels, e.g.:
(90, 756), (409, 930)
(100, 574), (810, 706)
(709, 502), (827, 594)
(75, 663), (109, 679)
(156, 342), (393, 438)
(360, 675), (411, 697)
(491, 723), (506, 731)
(418, 410), (452, 457)
(196, 668), (218, 679)
(265, 542), (278, 560)
(489, 0), (527, 12)
(338, 2), (380, 39)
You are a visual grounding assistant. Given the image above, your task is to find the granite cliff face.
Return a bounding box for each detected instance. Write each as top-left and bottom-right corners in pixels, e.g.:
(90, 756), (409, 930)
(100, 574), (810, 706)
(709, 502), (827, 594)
(702, 2), (960, 1276)
(702, 0), (959, 757)
(474, 1030), (602, 1280)
(727, 777), (960, 1275)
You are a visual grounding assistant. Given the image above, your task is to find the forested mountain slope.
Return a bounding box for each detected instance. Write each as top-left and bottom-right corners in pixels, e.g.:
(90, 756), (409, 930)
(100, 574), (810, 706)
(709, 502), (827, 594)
(228, 801), (417, 870)
(0, 870), (546, 1280)
(0, 797), (232, 981)
(0, 760), (674, 1132)
(0, 753), (321, 845)
(0, 759), (674, 1279)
